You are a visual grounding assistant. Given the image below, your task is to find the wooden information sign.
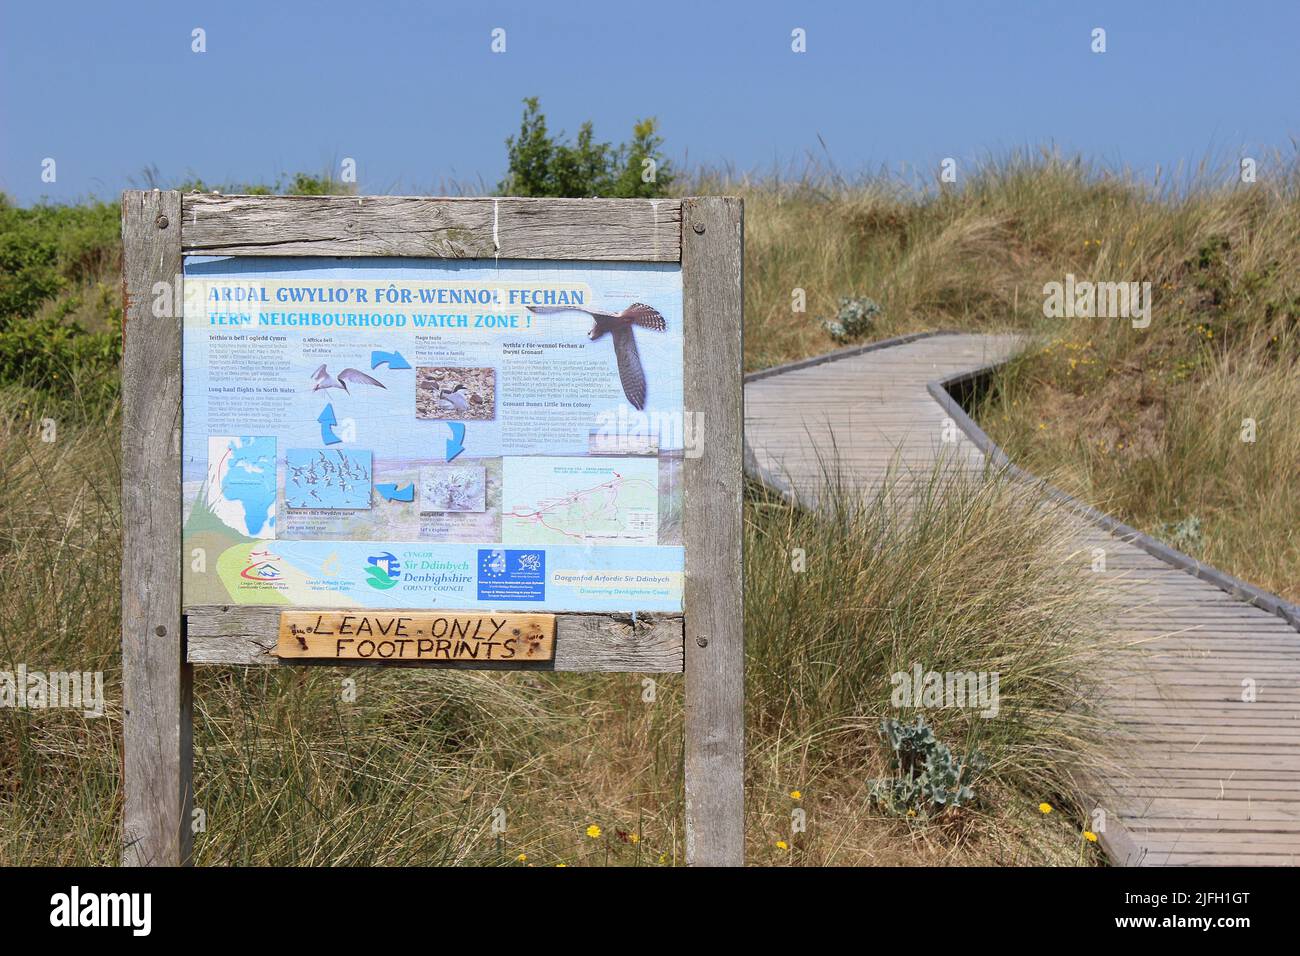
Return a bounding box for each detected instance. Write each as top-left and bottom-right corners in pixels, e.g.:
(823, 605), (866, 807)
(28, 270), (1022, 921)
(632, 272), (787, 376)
(121, 192), (743, 867)
(276, 610), (555, 663)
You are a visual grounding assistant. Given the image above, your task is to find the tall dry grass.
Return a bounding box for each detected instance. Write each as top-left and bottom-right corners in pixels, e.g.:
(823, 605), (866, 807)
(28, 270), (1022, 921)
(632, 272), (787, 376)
(699, 152), (1300, 599)
(0, 398), (689, 866)
(979, 340), (1300, 600)
(0, 398), (1110, 865)
(743, 462), (1114, 865)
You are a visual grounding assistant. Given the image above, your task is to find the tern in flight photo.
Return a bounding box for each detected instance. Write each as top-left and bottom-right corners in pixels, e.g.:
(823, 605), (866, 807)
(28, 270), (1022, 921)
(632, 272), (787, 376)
(310, 364), (387, 394)
(526, 302), (666, 409)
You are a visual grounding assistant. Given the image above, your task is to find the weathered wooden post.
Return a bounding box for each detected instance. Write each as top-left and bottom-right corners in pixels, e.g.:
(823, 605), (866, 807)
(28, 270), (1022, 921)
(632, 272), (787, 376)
(681, 198), (745, 865)
(120, 192), (744, 866)
(121, 189), (193, 866)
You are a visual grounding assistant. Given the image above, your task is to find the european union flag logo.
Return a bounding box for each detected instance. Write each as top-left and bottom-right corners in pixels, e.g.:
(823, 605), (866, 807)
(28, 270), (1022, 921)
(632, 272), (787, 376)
(477, 549), (545, 601)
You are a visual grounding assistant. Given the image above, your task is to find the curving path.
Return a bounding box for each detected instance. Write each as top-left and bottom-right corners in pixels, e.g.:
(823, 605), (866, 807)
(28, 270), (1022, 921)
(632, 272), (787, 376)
(743, 331), (1300, 866)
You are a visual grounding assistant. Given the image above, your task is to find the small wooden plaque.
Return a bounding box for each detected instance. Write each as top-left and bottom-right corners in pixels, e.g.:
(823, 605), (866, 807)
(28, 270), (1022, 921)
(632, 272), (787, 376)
(276, 610), (555, 663)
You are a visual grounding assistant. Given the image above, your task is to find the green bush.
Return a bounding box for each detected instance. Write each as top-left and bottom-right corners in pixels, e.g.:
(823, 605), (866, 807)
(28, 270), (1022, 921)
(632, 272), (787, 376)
(0, 196), (121, 410)
(0, 171), (352, 412)
(0, 316), (120, 408)
(0, 196), (119, 328)
(499, 97), (673, 199)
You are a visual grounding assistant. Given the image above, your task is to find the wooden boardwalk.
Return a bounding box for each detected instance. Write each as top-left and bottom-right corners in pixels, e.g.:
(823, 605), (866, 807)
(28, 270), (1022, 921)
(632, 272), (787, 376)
(743, 331), (1300, 866)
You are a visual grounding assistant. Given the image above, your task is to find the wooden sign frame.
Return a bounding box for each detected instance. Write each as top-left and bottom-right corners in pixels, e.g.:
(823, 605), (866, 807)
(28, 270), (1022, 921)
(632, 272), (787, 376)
(120, 192), (744, 866)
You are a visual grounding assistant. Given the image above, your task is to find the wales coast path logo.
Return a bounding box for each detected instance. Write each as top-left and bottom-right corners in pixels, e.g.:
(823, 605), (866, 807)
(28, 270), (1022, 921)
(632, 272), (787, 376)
(365, 551), (402, 590)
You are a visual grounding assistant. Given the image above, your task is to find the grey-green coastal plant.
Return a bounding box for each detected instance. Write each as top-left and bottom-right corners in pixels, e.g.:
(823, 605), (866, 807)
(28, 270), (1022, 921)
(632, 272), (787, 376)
(820, 295), (882, 343)
(868, 716), (988, 819)
(1153, 514), (1204, 554)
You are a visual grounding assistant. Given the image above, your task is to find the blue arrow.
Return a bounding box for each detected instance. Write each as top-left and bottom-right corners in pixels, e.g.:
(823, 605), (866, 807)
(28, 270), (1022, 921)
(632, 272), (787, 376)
(371, 350), (412, 370)
(375, 482), (415, 502)
(317, 403), (341, 445)
(446, 422), (465, 462)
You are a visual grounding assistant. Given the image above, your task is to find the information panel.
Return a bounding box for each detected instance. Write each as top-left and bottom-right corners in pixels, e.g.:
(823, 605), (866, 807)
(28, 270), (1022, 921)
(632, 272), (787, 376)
(181, 258), (685, 613)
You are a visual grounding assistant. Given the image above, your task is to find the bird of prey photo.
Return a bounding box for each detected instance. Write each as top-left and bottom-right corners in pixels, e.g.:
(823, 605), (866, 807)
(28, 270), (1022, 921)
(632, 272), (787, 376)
(526, 302), (666, 409)
(310, 364), (387, 393)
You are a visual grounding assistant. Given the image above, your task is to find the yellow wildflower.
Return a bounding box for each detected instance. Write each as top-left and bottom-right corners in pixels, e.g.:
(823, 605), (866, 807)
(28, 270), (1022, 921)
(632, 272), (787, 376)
(1084, 831), (1098, 842)
(790, 790), (802, 800)
(776, 840), (789, 851)
(585, 824), (601, 839)
(1039, 802), (1053, 814)
(516, 853), (527, 862)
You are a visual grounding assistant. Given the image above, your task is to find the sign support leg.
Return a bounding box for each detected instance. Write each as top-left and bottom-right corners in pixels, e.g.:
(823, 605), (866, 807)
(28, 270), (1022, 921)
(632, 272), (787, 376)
(682, 197), (745, 866)
(121, 189), (193, 866)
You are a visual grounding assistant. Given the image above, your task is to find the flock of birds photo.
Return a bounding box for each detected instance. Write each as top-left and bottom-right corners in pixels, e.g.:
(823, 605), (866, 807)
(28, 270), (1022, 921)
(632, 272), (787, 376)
(286, 448), (372, 510)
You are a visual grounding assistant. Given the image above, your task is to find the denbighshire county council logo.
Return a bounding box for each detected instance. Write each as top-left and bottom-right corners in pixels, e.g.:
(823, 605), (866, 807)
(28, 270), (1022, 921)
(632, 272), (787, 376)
(365, 551), (402, 590)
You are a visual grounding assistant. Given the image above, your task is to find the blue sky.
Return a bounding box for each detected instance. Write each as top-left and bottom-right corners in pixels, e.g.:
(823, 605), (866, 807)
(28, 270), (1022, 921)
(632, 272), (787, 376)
(3, 0), (1297, 204)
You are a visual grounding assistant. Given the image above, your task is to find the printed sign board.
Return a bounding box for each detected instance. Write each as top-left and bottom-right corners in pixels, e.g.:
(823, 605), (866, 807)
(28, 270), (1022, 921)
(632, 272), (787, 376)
(181, 262), (685, 613)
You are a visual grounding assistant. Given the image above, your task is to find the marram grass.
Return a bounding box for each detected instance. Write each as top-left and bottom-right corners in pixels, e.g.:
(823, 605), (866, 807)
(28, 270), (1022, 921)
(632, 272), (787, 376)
(1, 397), (1111, 865)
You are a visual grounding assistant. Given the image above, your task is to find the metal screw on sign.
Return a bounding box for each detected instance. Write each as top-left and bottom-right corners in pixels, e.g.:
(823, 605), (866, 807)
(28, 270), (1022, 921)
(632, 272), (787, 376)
(156, 215), (169, 229)
(696, 635), (709, 647)
(692, 221), (706, 234)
